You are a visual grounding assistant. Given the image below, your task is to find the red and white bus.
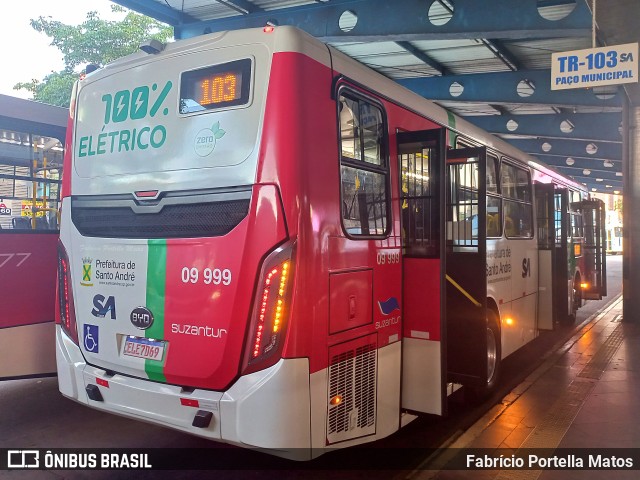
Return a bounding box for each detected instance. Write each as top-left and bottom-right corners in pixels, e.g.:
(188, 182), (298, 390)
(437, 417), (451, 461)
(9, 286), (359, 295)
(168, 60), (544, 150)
(0, 96), (65, 381)
(55, 26), (606, 458)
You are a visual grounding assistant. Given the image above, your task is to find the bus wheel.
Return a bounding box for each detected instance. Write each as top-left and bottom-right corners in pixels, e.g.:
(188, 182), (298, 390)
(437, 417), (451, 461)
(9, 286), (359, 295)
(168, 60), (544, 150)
(467, 310), (501, 403)
(562, 276), (582, 325)
(571, 276), (582, 316)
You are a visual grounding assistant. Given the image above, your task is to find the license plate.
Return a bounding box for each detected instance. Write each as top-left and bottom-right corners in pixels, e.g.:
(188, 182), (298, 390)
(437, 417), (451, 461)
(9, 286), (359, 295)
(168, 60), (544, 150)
(122, 336), (165, 361)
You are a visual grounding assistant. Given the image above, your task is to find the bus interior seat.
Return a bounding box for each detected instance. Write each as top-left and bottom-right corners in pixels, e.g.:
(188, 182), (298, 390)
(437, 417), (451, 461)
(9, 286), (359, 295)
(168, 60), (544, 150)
(12, 217), (32, 229)
(487, 213), (500, 237)
(505, 216), (516, 237)
(35, 217), (49, 229)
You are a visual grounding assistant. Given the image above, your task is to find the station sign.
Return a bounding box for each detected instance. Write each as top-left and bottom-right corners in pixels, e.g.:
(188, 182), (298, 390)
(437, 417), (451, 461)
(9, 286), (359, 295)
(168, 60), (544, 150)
(551, 43), (638, 90)
(0, 200), (10, 216)
(21, 200), (45, 217)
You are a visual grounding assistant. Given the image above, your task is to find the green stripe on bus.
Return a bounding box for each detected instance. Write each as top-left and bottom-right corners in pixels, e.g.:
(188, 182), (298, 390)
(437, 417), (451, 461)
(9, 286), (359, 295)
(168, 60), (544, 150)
(145, 239), (167, 382)
(447, 110), (457, 147)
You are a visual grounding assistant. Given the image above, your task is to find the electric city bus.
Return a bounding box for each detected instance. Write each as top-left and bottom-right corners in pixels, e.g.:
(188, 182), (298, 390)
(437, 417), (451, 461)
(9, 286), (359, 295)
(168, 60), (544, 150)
(55, 26), (606, 458)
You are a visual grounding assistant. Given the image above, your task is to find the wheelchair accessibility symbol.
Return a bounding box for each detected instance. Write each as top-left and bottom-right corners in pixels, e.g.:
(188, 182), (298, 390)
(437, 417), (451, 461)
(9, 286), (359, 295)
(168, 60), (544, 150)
(84, 324), (99, 353)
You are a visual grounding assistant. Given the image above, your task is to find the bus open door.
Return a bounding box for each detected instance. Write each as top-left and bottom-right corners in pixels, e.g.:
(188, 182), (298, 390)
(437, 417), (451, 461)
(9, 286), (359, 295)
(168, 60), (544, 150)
(535, 182), (556, 329)
(444, 147), (492, 396)
(397, 128), (447, 415)
(577, 199), (607, 300)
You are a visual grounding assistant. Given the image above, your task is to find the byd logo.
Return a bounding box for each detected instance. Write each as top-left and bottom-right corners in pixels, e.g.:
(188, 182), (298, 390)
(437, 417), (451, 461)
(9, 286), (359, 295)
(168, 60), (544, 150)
(130, 306), (154, 330)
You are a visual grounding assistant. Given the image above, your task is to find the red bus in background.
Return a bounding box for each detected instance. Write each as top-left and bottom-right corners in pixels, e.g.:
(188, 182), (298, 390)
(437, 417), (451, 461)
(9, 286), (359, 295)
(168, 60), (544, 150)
(0, 94), (66, 379)
(54, 27), (606, 458)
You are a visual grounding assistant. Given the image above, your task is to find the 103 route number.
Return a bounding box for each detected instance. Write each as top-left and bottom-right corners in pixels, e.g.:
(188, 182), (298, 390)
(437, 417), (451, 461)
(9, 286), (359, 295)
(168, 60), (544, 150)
(181, 267), (232, 285)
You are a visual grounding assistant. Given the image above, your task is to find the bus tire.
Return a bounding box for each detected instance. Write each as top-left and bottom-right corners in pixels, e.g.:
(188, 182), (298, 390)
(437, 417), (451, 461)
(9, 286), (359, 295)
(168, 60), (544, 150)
(466, 309), (501, 403)
(563, 275), (582, 325)
(571, 275), (582, 315)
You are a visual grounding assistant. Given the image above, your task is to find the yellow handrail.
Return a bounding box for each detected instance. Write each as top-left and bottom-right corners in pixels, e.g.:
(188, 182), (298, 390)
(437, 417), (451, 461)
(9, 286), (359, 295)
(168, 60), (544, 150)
(445, 274), (482, 308)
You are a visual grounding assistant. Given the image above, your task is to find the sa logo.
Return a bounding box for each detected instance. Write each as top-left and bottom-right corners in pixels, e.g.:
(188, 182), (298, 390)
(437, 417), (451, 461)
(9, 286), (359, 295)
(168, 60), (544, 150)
(92, 294), (116, 319)
(522, 258), (531, 278)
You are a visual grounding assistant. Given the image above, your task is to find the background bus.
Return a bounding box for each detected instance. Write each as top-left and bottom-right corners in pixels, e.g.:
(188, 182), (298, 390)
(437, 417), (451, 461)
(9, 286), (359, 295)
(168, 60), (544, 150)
(0, 94), (66, 380)
(608, 226), (623, 254)
(55, 26), (606, 458)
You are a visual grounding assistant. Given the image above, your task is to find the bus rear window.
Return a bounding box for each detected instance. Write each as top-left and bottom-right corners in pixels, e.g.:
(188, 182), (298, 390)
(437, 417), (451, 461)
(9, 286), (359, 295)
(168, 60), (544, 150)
(179, 58), (252, 114)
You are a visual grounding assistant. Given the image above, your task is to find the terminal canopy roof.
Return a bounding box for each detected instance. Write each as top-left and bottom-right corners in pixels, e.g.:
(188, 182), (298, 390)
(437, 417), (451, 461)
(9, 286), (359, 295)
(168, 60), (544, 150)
(113, 0), (640, 194)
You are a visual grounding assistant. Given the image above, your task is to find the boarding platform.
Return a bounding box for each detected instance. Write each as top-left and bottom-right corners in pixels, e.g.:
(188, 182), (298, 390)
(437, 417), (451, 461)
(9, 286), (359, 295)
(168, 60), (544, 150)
(414, 294), (637, 479)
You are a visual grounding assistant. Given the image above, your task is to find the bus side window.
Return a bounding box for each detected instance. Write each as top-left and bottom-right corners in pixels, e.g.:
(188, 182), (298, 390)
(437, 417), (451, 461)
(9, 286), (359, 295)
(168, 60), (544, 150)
(554, 193), (564, 243)
(501, 161), (533, 238)
(339, 97), (361, 161)
(486, 197), (502, 237)
(572, 212), (583, 238)
(338, 90), (389, 237)
(486, 154), (502, 238)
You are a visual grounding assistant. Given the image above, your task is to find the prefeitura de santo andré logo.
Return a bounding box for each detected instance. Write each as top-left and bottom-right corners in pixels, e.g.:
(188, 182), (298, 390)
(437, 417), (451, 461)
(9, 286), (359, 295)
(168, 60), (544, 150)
(81, 257), (93, 287)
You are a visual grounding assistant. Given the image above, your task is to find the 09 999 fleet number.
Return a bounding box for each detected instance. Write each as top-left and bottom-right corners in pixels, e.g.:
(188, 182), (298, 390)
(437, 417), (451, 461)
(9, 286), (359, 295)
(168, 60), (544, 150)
(181, 267), (232, 285)
(377, 251), (400, 265)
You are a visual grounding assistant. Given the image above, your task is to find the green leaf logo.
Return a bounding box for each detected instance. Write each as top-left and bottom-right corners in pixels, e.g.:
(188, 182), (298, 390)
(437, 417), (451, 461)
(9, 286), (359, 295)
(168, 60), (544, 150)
(212, 122), (226, 140)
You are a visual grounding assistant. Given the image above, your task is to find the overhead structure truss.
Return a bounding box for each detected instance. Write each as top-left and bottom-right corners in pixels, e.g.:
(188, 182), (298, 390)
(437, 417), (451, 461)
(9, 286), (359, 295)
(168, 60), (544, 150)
(112, 0), (626, 193)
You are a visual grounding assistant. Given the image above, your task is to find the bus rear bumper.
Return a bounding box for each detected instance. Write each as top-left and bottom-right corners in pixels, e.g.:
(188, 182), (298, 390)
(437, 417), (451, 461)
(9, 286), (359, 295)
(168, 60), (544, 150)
(55, 326), (312, 456)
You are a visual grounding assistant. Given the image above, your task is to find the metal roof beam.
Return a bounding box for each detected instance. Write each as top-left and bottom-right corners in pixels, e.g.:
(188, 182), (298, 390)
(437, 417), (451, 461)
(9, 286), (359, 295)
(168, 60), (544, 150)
(398, 70), (623, 108)
(556, 172), (622, 183)
(568, 180), (623, 192)
(215, 0), (262, 15)
(395, 41), (451, 76)
(488, 104), (510, 115)
(566, 179), (623, 188)
(467, 113), (622, 143)
(506, 138), (622, 161)
(481, 39), (521, 71)
(582, 186), (623, 193)
(174, 0), (592, 41)
(534, 152), (621, 164)
(554, 166), (623, 181)
(547, 167), (622, 180)
(573, 176), (623, 184)
(111, 0), (199, 25)
(531, 154), (621, 173)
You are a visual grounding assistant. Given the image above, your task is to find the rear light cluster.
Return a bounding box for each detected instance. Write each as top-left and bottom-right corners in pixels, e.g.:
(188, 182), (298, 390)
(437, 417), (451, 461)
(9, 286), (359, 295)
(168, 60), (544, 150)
(243, 242), (295, 374)
(56, 241), (79, 344)
(253, 260), (290, 357)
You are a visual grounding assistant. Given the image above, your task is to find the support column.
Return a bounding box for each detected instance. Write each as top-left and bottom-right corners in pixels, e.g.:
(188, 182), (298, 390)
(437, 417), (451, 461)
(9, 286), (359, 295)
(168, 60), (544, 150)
(623, 98), (640, 322)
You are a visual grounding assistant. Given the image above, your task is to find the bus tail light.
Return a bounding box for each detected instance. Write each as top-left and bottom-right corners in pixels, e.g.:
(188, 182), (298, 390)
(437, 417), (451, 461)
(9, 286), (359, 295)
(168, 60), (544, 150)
(56, 241), (79, 345)
(242, 242), (296, 375)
